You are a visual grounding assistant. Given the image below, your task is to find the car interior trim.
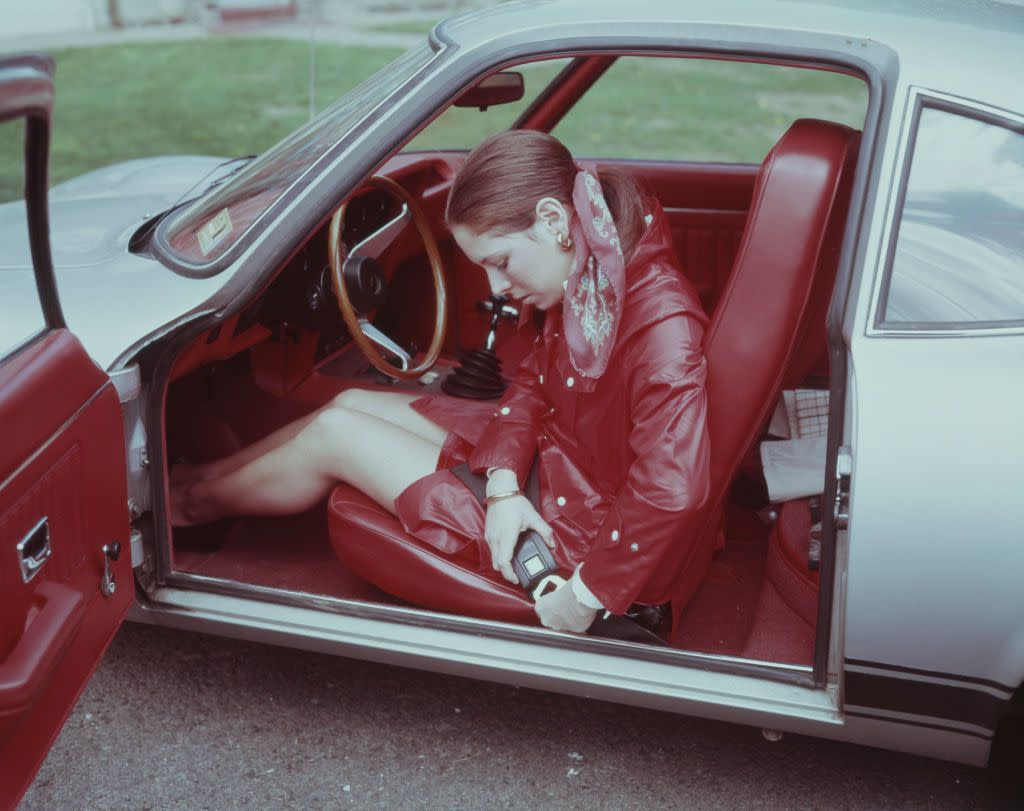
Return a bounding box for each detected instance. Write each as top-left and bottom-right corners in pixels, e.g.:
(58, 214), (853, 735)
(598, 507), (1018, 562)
(0, 378), (114, 495)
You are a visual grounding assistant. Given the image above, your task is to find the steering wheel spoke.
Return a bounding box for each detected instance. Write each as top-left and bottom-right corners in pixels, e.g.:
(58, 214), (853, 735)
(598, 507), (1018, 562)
(358, 319), (410, 371)
(351, 205), (412, 261)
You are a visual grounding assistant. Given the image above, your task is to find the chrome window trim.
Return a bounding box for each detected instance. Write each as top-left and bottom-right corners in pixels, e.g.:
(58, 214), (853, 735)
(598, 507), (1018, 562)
(866, 87), (1024, 338)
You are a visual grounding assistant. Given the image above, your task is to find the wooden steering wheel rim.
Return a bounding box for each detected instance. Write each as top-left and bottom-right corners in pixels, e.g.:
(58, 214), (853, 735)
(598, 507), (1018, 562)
(327, 175), (448, 380)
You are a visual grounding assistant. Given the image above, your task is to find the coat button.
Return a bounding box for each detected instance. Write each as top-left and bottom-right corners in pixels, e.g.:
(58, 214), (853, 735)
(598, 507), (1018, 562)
(500, 407), (510, 415)
(556, 496), (567, 507)
(630, 543), (639, 552)
(611, 530), (620, 542)
(539, 374), (544, 384)
(566, 376), (575, 388)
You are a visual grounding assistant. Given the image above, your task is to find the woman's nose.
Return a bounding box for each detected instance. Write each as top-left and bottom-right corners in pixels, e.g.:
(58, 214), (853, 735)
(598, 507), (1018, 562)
(486, 269), (511, 296)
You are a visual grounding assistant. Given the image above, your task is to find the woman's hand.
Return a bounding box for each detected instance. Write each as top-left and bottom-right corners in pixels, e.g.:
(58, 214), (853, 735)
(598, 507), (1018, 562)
(534, 580), (598, 632)
(484, 495), (555, 584)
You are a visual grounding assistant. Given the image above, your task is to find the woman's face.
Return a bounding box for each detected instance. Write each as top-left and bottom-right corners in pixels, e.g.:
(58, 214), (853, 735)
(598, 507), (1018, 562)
(451, 199), (574, 311)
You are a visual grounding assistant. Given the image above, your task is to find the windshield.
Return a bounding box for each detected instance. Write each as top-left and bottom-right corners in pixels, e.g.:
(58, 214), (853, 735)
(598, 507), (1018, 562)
(161, 44), (437, 267)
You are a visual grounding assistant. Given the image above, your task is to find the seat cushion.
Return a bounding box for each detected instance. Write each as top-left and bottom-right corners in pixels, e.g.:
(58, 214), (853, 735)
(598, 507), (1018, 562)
(328, 483), (537, 624)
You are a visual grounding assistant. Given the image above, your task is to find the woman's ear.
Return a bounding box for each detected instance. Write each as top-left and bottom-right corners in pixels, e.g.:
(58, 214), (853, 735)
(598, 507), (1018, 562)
(534, 197), (570, 235)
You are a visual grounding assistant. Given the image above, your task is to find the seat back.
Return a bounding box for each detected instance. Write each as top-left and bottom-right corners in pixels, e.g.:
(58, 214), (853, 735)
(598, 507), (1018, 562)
(655, 118), (861, 610)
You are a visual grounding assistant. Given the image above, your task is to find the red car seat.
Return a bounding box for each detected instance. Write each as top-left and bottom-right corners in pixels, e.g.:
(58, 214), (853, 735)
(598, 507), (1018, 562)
(326, 119), (861, 626)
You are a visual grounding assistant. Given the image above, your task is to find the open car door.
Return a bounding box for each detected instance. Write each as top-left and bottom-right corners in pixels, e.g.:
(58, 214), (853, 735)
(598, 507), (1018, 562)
(0, 55), (132, 805)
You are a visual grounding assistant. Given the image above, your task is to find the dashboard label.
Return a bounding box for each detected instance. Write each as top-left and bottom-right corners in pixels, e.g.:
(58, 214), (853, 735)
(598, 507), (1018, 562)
(198, 208), (233, 256)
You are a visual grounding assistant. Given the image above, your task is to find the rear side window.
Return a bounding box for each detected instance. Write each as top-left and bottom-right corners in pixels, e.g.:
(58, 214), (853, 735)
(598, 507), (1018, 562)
(879, 104), (1024, 328)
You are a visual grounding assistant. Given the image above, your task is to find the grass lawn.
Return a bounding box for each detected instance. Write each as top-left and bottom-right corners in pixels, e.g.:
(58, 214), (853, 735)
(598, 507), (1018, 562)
(0, 40), (867, 203)
(0, 39), (403, 202)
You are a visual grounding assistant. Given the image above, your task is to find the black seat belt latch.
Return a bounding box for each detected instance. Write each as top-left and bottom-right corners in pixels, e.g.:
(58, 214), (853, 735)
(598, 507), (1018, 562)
(512, 529), (563, 599)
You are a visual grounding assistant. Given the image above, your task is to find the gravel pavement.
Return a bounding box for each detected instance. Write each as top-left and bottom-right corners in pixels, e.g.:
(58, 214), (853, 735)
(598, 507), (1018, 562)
(20, 623), (1020, 810)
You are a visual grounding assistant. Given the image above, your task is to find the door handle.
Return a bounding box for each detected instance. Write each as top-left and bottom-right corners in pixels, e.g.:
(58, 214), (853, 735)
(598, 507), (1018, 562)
(16, 517), (51, 584)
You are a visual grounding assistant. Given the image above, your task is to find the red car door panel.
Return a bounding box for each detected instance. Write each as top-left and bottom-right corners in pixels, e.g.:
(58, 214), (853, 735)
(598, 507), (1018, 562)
(0, 329), (132, 804)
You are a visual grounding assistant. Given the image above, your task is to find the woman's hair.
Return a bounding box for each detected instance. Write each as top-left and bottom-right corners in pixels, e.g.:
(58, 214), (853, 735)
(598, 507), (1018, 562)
(445, 130), (646, 261)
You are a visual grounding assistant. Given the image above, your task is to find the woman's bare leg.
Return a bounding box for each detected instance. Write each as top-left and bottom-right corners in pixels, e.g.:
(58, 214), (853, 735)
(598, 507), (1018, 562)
(174, 404), (442, 525)
(186, 388), (447, 482)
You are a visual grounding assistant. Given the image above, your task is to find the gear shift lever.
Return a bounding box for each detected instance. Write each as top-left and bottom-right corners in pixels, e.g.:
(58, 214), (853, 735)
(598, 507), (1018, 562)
(441, 295), (519, 399)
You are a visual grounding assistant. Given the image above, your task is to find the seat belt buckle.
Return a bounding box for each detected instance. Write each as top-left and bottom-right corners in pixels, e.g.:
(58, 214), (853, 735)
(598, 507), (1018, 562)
(511, 529), (563, 600)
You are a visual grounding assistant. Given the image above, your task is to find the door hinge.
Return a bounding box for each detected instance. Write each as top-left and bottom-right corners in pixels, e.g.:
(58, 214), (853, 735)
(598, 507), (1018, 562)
(833, 445), (852, 530)
(110, 364), (151, 529)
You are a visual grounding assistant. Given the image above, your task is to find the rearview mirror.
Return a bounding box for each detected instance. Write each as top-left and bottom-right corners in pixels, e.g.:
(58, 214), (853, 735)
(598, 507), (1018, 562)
(453, 72), (524, 111)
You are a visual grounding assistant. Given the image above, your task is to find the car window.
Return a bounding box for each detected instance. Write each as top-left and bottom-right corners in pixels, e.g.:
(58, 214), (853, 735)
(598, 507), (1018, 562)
(551, 56), (867, 163)
(0, 118), (48, 360)
(405, 59), (572, 151)
(880, 105), (1024, 327)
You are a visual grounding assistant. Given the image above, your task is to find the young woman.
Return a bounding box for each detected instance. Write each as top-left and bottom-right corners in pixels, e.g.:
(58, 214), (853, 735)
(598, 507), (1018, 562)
(171, 130), (711, 634)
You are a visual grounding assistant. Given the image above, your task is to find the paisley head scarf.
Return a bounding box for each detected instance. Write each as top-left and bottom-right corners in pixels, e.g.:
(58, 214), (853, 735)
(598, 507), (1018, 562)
(562, 163), (626, 379)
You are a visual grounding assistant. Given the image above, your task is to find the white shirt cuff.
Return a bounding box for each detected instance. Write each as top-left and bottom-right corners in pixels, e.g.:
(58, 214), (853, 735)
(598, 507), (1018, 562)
(570, 564), (606, 611)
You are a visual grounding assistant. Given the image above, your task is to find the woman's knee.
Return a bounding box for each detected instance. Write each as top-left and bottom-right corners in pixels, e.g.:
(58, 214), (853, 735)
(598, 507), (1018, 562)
(329, 387), (362, 411)
(329, 387), (398, 414)
(301, 404), (356, 450)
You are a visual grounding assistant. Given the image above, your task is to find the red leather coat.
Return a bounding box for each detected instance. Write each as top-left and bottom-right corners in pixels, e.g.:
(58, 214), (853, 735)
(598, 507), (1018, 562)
(398, 204), (710, 614)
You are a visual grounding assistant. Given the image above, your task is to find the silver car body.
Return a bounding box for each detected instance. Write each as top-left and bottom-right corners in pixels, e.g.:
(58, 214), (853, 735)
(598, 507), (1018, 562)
(4, 0), (1022, 766)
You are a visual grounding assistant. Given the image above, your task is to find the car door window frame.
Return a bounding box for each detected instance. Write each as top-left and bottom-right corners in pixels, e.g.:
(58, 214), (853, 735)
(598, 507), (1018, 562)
(0, 55), (67, 362)
(867, 88), (1024, 337)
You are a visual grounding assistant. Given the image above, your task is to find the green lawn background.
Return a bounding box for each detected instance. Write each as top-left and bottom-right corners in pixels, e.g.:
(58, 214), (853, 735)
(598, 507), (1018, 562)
(0, 40), (866, 203)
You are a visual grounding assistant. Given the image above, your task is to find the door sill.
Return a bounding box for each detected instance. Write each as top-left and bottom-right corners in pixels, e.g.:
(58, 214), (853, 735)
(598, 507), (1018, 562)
(130, 571), (841, 735)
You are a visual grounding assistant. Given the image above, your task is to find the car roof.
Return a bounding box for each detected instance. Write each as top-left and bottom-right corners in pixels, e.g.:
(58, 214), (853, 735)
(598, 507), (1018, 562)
(440, 0), (1022, 46)
(437, 0), (1023, 110)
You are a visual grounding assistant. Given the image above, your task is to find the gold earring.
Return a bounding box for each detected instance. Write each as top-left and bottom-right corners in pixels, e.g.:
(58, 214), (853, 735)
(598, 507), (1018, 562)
(556, 231), (573, 250)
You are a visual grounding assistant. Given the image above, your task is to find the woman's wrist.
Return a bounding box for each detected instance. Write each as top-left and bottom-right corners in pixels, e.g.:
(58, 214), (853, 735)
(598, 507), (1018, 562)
(485, 467), (518, 497)
(484, 489), (524, 506)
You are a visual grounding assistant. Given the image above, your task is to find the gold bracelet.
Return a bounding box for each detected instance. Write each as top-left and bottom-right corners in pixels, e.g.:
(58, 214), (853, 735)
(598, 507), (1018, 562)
(484, 489), (523, 506)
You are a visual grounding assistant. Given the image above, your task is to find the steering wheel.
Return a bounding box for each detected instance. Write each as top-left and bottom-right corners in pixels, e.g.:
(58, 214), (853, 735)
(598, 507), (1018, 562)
(327, 175), (448, 380)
